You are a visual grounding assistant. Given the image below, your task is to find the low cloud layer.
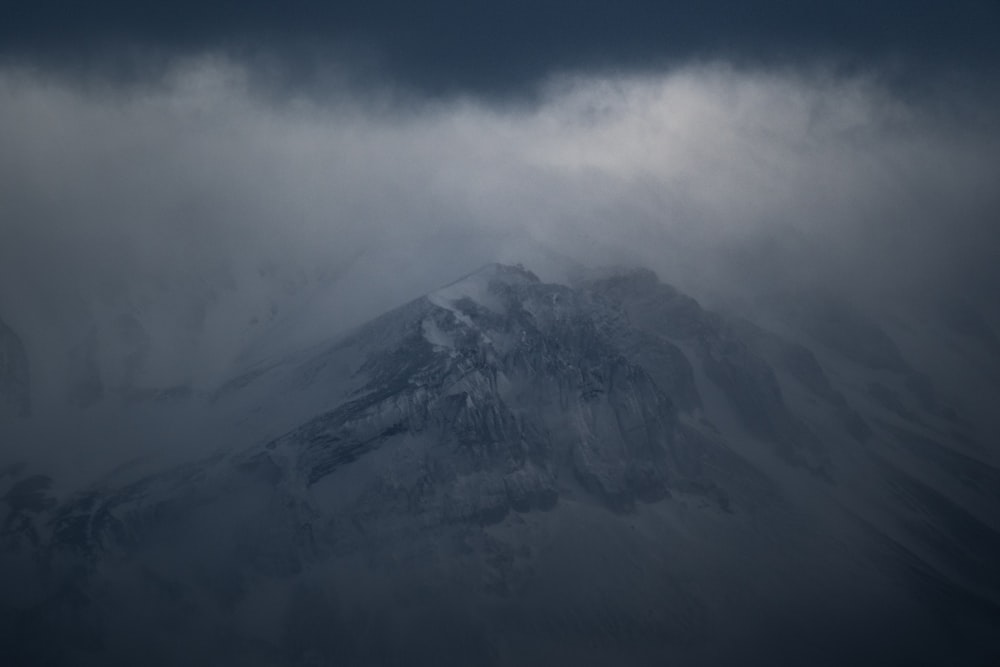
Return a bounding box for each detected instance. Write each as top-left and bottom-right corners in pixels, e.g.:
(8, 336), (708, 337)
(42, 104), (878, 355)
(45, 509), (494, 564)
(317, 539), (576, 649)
(1, 58), (999, 402)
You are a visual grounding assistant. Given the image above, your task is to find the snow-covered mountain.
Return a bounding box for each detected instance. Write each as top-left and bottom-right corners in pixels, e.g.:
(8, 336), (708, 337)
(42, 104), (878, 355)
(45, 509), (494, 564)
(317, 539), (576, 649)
(2, 263), (999, 666)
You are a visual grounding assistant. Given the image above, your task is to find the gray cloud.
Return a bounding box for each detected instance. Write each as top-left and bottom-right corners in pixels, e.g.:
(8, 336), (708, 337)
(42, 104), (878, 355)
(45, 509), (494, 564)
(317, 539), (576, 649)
(1, 58), (998, 407)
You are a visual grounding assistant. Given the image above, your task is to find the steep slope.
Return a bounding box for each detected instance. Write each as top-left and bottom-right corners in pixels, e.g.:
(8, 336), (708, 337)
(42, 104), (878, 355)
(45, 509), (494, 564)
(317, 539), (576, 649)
(2, 264), (999, 667)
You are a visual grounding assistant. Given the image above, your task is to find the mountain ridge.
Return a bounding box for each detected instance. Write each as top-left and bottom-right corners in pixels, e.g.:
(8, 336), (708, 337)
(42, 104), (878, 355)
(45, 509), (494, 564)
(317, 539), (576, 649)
(2, 263), (999, 666)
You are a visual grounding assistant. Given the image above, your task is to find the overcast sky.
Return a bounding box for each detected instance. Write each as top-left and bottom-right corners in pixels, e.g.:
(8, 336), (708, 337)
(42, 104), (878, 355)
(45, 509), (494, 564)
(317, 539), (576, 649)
(4, 1), (1000, 95)
(1, 2), (999, 395)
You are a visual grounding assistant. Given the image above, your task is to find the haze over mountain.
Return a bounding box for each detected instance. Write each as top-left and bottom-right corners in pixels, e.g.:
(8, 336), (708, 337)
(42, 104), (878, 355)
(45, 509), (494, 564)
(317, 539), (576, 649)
(2, 261), (999, 665)
(3, 2), (1000, 665)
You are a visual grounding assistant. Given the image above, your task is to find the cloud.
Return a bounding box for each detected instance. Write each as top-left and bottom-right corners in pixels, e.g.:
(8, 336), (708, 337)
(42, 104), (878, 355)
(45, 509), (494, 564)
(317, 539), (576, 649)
(2, 1), (1000, 96)
(0, 57), (998, 404)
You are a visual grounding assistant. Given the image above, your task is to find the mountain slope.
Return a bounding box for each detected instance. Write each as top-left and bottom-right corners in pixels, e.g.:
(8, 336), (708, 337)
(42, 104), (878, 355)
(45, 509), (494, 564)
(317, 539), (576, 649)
(2, 263), (999, 666)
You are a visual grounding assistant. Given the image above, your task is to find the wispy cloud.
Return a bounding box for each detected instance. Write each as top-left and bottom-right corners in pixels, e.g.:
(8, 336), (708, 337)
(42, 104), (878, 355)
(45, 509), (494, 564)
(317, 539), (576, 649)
(0, 59), (997, 398)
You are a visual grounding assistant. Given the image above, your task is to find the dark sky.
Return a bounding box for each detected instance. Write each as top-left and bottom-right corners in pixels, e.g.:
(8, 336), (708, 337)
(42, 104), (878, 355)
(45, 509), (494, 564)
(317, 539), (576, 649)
(4, 1), (1000, 94)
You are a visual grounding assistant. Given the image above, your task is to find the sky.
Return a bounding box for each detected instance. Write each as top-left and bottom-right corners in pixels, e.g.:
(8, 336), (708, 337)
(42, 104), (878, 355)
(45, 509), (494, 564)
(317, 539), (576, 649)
(1, 1), (999, 398)
(4, 1), (1000, 95)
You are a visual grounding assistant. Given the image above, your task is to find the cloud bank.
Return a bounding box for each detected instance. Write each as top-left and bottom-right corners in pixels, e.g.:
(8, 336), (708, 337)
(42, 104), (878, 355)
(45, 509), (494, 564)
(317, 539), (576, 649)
(0, 58), (998, 404)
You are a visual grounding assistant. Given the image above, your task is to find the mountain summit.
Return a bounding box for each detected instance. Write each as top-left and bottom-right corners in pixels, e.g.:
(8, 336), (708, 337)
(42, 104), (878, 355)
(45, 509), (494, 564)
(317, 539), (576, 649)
(2, 264), (999, 666)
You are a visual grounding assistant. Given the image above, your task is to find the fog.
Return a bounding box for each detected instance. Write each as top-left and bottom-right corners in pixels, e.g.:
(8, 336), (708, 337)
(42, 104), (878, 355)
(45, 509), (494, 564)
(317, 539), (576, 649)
(3, 53), (1000, 667)
(1, 57), (998, 403)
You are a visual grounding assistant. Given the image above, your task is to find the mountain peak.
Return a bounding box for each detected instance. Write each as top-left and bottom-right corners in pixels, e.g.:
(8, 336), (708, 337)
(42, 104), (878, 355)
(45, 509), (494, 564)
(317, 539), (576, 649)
(435, 262), (541, 292)
(426, 262), (540, 317)
(4, 262), (999, 666)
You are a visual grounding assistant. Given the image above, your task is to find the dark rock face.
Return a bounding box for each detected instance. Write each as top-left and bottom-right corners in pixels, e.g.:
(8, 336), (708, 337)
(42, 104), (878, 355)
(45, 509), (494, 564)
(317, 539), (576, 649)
(261, 264), (733, 525)
(3, 264), (999, 667)
(584, 270), (825, 470)
(0, 317), (30, 419)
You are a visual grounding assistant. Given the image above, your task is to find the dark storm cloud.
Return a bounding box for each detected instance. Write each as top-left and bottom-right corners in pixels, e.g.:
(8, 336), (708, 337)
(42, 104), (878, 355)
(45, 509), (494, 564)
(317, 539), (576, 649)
(3, 1), (1000, 95)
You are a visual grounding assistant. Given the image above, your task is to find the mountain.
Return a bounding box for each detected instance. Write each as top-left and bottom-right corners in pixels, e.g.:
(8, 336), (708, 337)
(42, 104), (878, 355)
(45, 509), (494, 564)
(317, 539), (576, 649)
(2, 263), (999, 666)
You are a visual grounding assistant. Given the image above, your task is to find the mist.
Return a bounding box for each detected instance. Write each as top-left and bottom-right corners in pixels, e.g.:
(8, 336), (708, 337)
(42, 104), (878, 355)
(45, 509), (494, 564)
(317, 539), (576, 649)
(1, 58), (997, 405)
(3, 50), (1000, 666)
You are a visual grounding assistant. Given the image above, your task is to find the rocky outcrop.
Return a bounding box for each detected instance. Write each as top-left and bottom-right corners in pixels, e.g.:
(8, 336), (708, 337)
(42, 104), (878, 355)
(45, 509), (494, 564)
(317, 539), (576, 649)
(263, 264), (732, 524)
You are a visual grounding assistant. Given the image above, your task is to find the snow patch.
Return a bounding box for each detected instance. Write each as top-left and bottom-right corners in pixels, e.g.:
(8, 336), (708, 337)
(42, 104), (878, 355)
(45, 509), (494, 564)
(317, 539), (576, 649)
(427, 293), (478, 329)
(426, 263), (523, 317)
(421, 317), (455, 349)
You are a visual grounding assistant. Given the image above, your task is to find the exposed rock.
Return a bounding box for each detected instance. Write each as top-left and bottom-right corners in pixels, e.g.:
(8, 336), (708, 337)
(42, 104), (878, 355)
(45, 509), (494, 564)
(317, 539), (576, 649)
(6, 264), (999, 667)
